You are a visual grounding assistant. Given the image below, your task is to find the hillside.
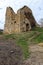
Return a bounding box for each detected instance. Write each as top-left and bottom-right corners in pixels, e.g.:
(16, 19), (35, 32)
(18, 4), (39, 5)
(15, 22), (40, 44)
(0, 27), (43, 65)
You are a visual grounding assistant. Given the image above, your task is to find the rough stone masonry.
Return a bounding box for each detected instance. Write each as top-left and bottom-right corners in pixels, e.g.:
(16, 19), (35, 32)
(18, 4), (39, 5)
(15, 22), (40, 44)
(4, 6), (36, 34)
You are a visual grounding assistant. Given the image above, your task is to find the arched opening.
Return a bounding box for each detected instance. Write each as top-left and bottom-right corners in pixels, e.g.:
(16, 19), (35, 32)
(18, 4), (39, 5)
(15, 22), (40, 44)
(26, 23), (29, 31)
(14, 21), (16, 23)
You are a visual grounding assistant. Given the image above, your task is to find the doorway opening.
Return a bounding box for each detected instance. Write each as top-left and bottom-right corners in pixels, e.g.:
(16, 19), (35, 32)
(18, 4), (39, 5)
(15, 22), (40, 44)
(26, 23), (29, 31)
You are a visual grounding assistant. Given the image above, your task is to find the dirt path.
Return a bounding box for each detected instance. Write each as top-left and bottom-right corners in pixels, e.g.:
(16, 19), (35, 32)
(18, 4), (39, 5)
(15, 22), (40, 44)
(24, 44), (43, 65)
(0, 39), (23, 65)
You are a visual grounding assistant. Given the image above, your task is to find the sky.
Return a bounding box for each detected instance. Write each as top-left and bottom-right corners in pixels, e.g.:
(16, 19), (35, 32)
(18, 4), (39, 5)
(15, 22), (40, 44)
(0, 0), (43, 29)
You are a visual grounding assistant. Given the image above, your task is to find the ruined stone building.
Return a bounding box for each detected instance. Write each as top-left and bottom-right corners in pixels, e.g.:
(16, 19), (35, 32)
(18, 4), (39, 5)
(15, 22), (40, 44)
(4, 6), (36, 34)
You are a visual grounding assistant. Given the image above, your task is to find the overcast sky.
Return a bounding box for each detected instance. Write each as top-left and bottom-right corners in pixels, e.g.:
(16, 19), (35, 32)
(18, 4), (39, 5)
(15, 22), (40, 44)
(0, 0), (43, 29)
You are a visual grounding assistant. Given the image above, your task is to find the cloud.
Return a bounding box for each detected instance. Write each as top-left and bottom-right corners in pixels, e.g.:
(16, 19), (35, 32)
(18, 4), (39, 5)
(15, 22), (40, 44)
(0, 0), (43, 28)
(0, 8), (2, 9)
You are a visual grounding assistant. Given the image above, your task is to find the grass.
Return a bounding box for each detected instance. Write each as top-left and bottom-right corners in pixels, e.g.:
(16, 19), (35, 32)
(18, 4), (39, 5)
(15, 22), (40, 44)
(32, 27), (43, 32)
(0, 31), (3, 35)
(2, 27), (43, 59)
(3, 34), (30, 59)
(32, 33), (43, 43)
(31, 27), (43, 43)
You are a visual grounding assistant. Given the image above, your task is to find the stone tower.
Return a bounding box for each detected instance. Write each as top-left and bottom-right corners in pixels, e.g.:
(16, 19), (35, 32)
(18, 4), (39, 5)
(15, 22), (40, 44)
(4, 6), (36, 34)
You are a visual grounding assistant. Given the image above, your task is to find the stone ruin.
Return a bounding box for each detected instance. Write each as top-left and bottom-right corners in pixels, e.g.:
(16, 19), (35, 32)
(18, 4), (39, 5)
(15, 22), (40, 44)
(4, 6), (36, 34)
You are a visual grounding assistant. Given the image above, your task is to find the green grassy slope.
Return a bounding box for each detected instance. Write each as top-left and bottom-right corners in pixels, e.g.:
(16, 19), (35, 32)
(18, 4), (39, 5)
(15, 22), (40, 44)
(1, 27), (43, 59)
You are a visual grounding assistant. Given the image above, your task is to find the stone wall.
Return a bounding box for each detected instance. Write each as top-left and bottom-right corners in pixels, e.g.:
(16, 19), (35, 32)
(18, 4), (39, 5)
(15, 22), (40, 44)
(4, 6), (36, 34)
